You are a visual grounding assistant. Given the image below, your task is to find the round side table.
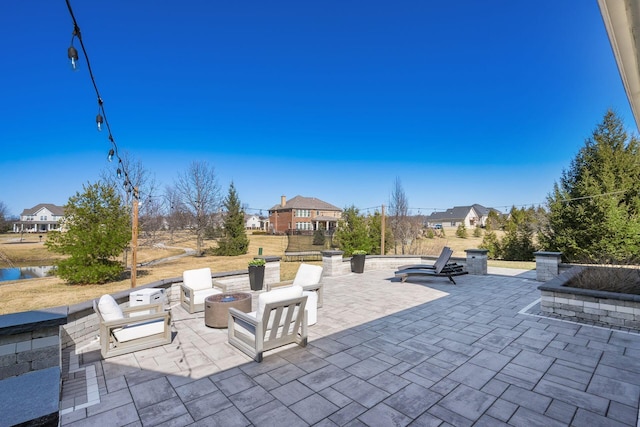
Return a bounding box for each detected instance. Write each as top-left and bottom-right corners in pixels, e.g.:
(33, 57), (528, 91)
(204, 292), (252, 328)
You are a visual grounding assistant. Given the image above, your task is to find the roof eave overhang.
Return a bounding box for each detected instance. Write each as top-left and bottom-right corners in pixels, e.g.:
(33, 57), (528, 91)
(598, 0), (640, 130)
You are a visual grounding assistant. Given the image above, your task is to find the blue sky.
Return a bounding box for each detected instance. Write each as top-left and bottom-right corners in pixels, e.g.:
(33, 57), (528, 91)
(0, 1), (635, 217)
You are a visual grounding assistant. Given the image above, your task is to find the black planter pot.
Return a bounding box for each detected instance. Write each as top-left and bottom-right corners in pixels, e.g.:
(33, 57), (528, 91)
(248, 265), (265, 291)
(351, 254), (366, 273)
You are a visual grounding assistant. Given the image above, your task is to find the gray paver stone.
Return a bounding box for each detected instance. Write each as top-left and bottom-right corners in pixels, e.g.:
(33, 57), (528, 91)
(332, 375), (390, 408)
(357, 403), (412, 427)
(438, 384), (496, 422)
(136, 396), (189, 426)
(228, 385), (274, 412)
(129, 377), (177, 410)
(290, 393), (340, 425)
(328, 401), (367, 426)
(383, 383), (440, 418)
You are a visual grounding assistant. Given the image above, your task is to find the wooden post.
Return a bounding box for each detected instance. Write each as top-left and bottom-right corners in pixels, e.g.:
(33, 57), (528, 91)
(131, 188), (139, 288)
(381, 204), (385, 255)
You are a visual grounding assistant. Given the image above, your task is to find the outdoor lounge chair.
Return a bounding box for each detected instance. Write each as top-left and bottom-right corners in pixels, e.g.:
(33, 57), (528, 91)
(180, 267), (223, 314)
(394, 248), (468, 285)
(228, 285), (308, 362)
(396, 246), (453, 272)
(93, 294), (172, 358)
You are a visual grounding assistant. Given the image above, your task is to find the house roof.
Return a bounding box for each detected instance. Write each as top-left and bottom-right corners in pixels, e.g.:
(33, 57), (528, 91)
(269, 196), (341, 212)
(427, 206), (475, 222)
(20, 204), (65, 216)
(598, 0), (640, 129)
(426, 204), (499, 222)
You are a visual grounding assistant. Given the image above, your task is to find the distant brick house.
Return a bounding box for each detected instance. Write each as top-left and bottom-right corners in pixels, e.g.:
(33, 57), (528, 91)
(13, 203), (65, 233)
(268, 195), (341, 234)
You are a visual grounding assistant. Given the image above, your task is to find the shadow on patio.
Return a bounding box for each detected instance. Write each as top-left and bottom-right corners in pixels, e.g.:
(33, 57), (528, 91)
(61, 269), (640, 426)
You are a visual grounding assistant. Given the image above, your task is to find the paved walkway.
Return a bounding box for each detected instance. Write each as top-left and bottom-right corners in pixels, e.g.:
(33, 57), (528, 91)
(60, 269), (640, 426)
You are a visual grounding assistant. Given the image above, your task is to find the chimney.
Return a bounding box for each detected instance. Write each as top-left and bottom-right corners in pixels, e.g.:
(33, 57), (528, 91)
(281, 195), (286, 207)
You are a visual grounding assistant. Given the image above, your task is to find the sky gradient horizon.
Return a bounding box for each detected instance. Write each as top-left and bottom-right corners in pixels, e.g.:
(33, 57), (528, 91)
(1, 1), (636, 218)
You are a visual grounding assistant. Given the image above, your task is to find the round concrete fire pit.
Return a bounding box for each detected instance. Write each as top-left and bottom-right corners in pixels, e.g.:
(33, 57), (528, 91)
(204, 292), (252, 328)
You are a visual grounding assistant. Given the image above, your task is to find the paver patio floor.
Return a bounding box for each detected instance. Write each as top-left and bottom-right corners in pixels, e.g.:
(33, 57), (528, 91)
(60, 268), (640, 426)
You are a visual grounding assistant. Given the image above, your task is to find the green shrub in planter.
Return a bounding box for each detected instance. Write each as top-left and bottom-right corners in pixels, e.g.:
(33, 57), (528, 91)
(248, 258), (266, 290)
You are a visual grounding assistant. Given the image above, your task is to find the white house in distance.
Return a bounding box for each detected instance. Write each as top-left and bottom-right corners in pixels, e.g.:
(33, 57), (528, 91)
(13, 204), (65, 233)
(425, 204), (500, 229)
(245, 214), (268, 231)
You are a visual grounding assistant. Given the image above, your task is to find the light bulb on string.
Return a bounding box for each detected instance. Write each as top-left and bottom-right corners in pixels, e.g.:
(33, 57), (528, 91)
(117, 168), (122, 179)
(107, 149), (114, 162)
(96, 114), (104, 131)
(67, 46), (79, 71)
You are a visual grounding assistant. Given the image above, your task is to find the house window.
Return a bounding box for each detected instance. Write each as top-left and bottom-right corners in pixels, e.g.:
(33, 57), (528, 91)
(296, 222), (311, 230)
(296, 209), (310, 218)
(451, 221), (456, 227)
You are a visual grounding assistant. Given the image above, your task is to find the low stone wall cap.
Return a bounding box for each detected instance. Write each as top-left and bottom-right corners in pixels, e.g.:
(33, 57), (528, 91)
(322, 250), (344, 256)
(0, 306), (68, 336)
(534, 251), (563, 257)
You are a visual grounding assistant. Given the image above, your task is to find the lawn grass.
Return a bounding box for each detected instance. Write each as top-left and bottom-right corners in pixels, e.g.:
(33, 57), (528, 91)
(0, 229), (531, 314)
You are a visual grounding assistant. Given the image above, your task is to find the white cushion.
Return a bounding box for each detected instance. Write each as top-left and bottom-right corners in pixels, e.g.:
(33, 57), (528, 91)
(257, 285), (303, 319)
(113, 320), (165, 342)
(303, 290), (318, 325)
(183, 268), (213, 291)
(292, 264), (323, 287)
(194, 288), (222, 305)
(98, 295), (124, 322)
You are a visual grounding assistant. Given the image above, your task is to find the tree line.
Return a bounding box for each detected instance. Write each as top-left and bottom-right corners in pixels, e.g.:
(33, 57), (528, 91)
(2, 110), (638, 284)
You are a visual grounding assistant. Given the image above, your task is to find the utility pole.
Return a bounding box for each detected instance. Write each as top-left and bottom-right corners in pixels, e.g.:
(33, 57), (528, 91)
(381, 204), (385, 255)
(131, 187), (139, 288)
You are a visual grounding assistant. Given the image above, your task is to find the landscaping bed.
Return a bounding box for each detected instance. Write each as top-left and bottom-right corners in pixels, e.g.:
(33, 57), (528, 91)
(538, 265), (640, 330)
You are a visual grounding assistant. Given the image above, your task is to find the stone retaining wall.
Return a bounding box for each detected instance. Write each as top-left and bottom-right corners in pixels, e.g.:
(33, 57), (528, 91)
(538, 266), (640, 330)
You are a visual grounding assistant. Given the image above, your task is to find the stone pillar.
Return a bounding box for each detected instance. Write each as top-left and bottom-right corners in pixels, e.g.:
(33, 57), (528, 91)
(258, 256), (281, 287)
(322, 250), (344, 277)
(534, 251), (562, 282)
(465, 249), (488, 275)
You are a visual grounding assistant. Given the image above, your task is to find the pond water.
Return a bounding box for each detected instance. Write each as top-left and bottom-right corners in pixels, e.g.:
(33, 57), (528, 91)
(0, 266), (54, 282)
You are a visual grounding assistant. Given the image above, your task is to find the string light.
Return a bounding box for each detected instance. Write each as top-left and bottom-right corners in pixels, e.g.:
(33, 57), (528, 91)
(96, 113), (104, 131)
(64, 0), (137, 199)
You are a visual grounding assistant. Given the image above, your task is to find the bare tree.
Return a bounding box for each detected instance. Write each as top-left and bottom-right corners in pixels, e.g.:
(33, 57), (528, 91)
(101, 152), (162, 245)
(388, 176), (416, 254)
(164, 185), (191, 242)
(0, 201), (11, 232)
(174, 161), (221, 255)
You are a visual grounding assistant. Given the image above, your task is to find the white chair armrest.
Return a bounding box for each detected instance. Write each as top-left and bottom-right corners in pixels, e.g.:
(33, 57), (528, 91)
(228, 307), (259, 326)
(102, 310), (169, 328)
(122, 303), (163, 315)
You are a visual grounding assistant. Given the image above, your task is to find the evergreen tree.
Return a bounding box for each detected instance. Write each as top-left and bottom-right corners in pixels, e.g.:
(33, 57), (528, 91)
(456, 223), (468, 238)
(540, 111), (640, 262)
(368, 210), (394, 255)
(215, 182), (249, 256)
(479, 229), (501, 259)
(500, 206), (537, 261)
(45, 181), (130, 284)
(334, 205), (372, 256)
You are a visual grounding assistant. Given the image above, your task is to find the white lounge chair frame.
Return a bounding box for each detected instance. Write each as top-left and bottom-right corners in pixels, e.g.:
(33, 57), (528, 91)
(93, 301), (172, 359)
(228, 295), (308, 362)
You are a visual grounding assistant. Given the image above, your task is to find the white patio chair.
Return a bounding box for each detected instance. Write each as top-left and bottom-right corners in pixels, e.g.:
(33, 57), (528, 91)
(93, 294), (172, 359)
(227, 285), (308, 362)
(180, 267), (223, 313)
